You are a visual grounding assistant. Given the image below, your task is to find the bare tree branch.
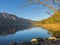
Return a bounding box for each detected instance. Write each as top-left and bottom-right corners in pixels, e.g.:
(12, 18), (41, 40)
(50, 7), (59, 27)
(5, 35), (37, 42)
(46, 12), (51, 15)
(52, 0), (60, 7)
(27, 0), (60, 15)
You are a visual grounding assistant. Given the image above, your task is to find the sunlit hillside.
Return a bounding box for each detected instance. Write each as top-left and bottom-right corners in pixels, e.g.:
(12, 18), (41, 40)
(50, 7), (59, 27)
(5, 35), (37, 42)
(34, 9), (60, 31)
(40, 9), (60, 23)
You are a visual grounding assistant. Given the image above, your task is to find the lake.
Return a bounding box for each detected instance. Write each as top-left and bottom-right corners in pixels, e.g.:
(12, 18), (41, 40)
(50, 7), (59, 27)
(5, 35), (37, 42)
(0, 25), (51, 45)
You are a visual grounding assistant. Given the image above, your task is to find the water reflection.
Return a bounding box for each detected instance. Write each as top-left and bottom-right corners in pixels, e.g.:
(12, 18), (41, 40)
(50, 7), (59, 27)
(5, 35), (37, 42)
(0, 25), (51, 45)
(48, 30), (60, 38)
(35, 26), (60, 38)
(0, 25), (31, 35)
(0, 25), (59, 38)
(0, 25), (60, 45)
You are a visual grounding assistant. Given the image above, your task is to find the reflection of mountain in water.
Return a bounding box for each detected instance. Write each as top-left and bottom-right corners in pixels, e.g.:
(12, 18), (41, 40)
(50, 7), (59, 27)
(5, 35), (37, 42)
(0, 25), (31, 35)
(0, 12), (32, 35)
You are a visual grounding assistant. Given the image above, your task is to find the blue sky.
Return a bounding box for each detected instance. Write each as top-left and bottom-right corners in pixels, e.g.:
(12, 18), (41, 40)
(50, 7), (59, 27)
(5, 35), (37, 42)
(0, 0), (59, 20)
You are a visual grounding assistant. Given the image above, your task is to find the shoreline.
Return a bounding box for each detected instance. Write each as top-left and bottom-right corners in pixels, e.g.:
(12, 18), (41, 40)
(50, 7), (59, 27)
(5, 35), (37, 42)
(9, 37), (60, 45)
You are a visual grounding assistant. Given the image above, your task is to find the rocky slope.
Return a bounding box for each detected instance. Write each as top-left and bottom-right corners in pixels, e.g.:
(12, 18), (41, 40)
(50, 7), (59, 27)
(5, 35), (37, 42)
(0, 12), (31, 25)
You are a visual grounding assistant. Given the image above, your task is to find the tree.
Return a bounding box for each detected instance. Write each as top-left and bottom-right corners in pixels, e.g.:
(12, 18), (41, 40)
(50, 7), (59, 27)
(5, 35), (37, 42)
(28, 0), (60, 15)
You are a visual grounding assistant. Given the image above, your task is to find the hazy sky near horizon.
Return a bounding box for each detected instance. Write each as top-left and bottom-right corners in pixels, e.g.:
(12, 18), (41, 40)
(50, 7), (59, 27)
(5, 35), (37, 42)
(0, 0), (59, 20)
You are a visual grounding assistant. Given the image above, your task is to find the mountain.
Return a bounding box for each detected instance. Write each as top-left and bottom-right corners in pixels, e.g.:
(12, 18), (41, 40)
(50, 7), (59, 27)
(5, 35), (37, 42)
(0, 12), (32, 26)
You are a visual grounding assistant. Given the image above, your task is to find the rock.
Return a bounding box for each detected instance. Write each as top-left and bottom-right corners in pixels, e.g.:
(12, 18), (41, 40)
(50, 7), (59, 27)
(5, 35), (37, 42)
(31, 38), (38, 45)
(48, 37), (57, 40)
(18, 41), (32, 45)
(9, 42), (17, 45)
(8, 37), (60, 45)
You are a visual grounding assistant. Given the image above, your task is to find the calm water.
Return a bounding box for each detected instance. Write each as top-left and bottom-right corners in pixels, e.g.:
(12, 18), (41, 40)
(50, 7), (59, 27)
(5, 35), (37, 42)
(0, 25), (51, 45)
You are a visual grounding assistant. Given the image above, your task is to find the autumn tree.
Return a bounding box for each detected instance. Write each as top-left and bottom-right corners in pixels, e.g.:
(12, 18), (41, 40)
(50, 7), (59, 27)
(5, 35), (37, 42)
(27, 0), (60, 15)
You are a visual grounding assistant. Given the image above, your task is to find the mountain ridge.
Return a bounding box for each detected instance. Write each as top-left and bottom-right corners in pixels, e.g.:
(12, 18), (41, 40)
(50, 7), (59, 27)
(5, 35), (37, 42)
(0, 12), (32, 26)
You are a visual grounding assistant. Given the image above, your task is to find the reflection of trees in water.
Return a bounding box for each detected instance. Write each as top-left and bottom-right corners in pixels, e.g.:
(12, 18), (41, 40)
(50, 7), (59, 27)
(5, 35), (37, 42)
(0, 25), (31, 36)
(52, 31), (60, 38)
(48, 30), (60, 38)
